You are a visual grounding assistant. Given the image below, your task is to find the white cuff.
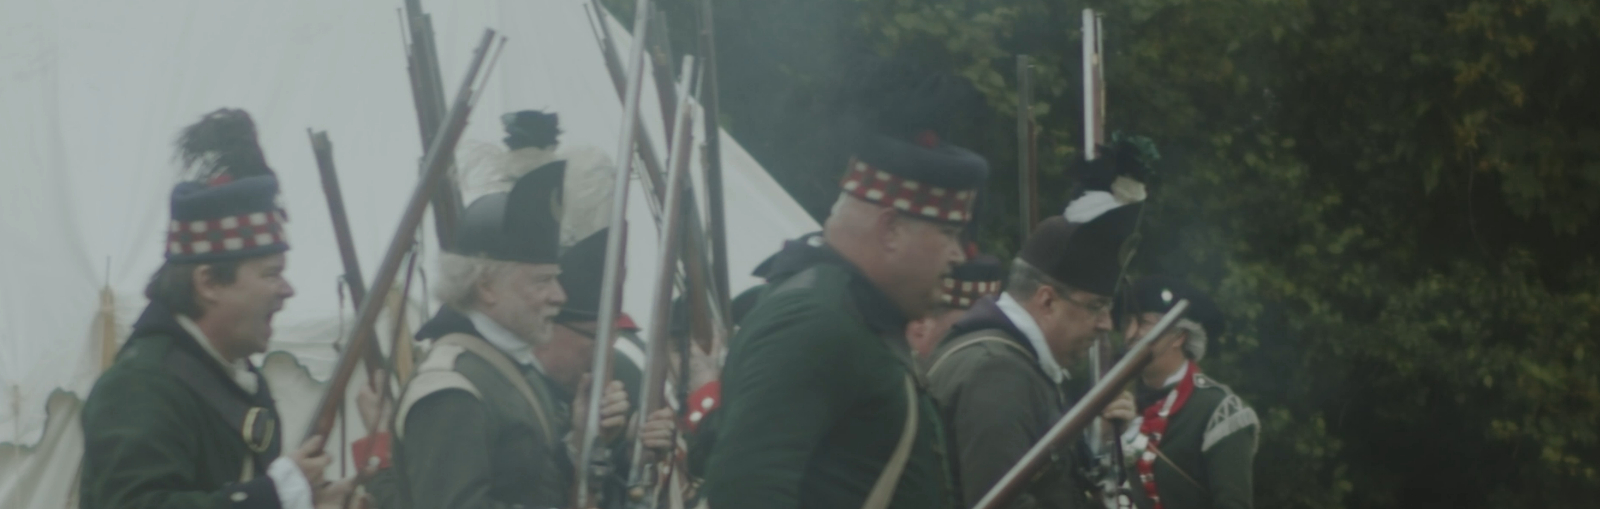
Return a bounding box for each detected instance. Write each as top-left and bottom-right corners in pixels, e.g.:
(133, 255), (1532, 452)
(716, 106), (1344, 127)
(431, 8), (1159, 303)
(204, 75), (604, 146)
(266, 457), (315, 509)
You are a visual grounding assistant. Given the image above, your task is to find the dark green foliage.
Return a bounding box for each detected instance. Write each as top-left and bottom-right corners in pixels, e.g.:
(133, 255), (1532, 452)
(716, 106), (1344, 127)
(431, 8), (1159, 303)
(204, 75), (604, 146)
(630, 0), (1600, 506)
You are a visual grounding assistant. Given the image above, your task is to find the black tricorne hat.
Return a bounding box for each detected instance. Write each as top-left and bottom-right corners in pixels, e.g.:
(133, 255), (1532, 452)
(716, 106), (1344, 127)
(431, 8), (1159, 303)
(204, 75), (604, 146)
(451, 161), (565, 264)
(555, 227), (609, 324)
(1119, 275), (1226, 340)
(1017, 204), (1141, 296)
(502, 110), (561, 150)
(165, 109), (289, 264)
(942, 255), (1004, 309)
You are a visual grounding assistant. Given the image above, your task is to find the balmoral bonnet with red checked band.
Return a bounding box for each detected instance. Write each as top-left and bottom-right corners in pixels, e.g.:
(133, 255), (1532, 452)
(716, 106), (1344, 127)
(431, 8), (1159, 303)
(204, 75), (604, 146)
(165, 109), (290, 264)
(942, 255), (1005, 309)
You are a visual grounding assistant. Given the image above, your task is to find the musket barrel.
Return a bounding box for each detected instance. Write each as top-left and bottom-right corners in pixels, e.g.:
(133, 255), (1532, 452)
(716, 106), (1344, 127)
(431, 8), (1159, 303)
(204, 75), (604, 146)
(577, 0), (656, 503)
(972, 300), (1190, 509)
(627, 59), (697, 502)
(303, 29), (498, 443)
(698, 0), (732, 328)
(308, 130), (384, 375)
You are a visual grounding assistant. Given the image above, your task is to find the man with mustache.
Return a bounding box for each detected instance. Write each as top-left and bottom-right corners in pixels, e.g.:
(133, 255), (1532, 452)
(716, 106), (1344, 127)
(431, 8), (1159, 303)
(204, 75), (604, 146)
(80, 109), (358, 509)
(391, 155), (629, 509)
(924, 204), (1142, 509)
(1102, 276), (1256, 509)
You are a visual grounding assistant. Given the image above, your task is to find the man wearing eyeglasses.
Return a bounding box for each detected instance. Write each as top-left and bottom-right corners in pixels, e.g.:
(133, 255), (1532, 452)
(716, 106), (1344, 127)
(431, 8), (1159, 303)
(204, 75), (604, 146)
(925, 205), (1142, 509)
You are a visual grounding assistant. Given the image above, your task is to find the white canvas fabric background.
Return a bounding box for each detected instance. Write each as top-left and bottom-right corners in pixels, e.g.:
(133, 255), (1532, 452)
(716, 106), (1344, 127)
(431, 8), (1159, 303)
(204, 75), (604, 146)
(0, 1), (818, 507)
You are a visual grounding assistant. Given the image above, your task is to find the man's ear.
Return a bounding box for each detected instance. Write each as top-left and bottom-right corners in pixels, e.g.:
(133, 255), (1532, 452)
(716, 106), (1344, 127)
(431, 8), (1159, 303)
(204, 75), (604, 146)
(1161, 329), (1189, 355)
(905, 317), (927, 342)
(875, 207), (902, 250)
(192, 265), (218, 305)
(1032, 284), (1057, 312)
(474, 277), (498, 308)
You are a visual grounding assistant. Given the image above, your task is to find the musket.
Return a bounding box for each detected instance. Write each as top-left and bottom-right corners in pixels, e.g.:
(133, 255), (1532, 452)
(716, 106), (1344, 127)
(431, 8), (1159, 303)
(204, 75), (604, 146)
(304, 29), (504, 443)
(647, 11), (680, 146)
(626, 55), (698, 508)
(635, 6), (727, 349)
(575, 0), (656, 504)
(400, 0), (463, 250)
(1078, 9), (1131, 509)
(586, 0), (730, 350)
(697, 0), (733, 329)
(972, 300), (1190, 509)
(1017, 55), (1039, 237)
(307, 130), (386, 376)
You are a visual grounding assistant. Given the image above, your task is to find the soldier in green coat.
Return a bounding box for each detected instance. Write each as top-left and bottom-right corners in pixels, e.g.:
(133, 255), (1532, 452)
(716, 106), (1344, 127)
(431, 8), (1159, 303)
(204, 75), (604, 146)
(1102, 276), (1258, 509)
(703, 67), (990, 509)
(391, 152), (632, 509)
(80, 109), (357, 509)
(925, 204), (1142, 509)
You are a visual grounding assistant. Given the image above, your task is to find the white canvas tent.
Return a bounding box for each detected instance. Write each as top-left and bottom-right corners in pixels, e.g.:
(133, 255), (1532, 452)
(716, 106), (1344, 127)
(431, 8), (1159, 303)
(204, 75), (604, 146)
(0, 1), (819, 507)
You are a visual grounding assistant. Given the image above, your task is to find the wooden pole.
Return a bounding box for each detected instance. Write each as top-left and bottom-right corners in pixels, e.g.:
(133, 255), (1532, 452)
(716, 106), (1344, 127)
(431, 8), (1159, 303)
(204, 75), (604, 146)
(1017, 55), (1038, 237)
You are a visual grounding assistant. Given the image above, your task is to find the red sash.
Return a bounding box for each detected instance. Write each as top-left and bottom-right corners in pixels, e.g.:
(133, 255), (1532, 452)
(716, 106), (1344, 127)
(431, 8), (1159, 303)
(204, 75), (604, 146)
(1134, 361), (1198, 509)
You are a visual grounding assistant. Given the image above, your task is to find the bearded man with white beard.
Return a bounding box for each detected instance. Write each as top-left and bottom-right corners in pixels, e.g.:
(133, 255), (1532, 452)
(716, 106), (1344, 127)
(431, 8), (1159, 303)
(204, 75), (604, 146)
(391, 156), (629, 509)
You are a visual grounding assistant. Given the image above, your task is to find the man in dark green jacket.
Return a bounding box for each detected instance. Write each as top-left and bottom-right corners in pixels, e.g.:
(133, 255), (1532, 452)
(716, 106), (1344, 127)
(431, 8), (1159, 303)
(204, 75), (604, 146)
(703, 71), (990, 509)
(80, 109), (356, 509)
(1103, 276), (1257, 509)
(391, 148), (640, 509)
(925, 205), (1142, 509)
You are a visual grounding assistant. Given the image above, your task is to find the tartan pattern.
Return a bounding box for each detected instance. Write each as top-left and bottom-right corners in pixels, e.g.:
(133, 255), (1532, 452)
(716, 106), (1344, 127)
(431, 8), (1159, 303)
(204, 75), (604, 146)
(839, 158), (977, 223)
(166, 210), (288, 257)
(941, 278), (1002, 308)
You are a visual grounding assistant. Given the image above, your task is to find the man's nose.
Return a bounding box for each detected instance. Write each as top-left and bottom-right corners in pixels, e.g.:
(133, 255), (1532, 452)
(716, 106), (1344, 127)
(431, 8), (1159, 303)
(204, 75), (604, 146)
(550, 281), (569, 306)
(1094, 311), (1113, 332)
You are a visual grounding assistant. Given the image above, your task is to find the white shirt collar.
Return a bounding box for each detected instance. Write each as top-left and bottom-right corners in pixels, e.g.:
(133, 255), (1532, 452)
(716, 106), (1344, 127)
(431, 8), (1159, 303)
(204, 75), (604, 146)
(174, 314), (259, 394)
(466, 311), (544, 372)
(996, 293), (1069, 384)
(1157, 362), (1188, 389)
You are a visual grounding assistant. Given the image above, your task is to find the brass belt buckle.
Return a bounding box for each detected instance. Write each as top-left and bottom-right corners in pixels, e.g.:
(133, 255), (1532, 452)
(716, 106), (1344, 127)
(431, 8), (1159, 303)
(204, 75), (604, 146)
(242, 407), (276, 454)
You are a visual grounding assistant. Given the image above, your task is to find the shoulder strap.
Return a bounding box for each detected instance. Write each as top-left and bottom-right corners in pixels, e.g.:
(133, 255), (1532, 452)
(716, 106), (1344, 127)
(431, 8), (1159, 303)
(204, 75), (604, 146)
(393, 367), (481, 439)
(163, 346), (280, 476)
(925, 332), (1034, 378)
(435, 333), (558, 444)
(1151, 445), (1205, 491)
(861, 375), (918, 509)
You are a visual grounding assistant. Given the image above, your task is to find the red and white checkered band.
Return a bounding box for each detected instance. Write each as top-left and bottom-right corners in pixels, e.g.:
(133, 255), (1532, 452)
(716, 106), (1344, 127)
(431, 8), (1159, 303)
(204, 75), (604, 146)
(941, 278), (1002, 309)
(165, 210), (289, 257)
(839, 158), (976, 223)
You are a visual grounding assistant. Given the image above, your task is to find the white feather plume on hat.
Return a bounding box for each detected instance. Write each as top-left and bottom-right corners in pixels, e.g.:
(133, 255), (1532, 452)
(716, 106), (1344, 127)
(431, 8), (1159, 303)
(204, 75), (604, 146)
(457, 140), (616, 249)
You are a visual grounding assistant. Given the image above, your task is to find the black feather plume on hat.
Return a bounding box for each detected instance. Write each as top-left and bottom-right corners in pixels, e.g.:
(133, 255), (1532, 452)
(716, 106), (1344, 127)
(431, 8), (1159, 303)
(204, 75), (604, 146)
(174, 109), (273, 185)
(502, 110), (562, 150)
